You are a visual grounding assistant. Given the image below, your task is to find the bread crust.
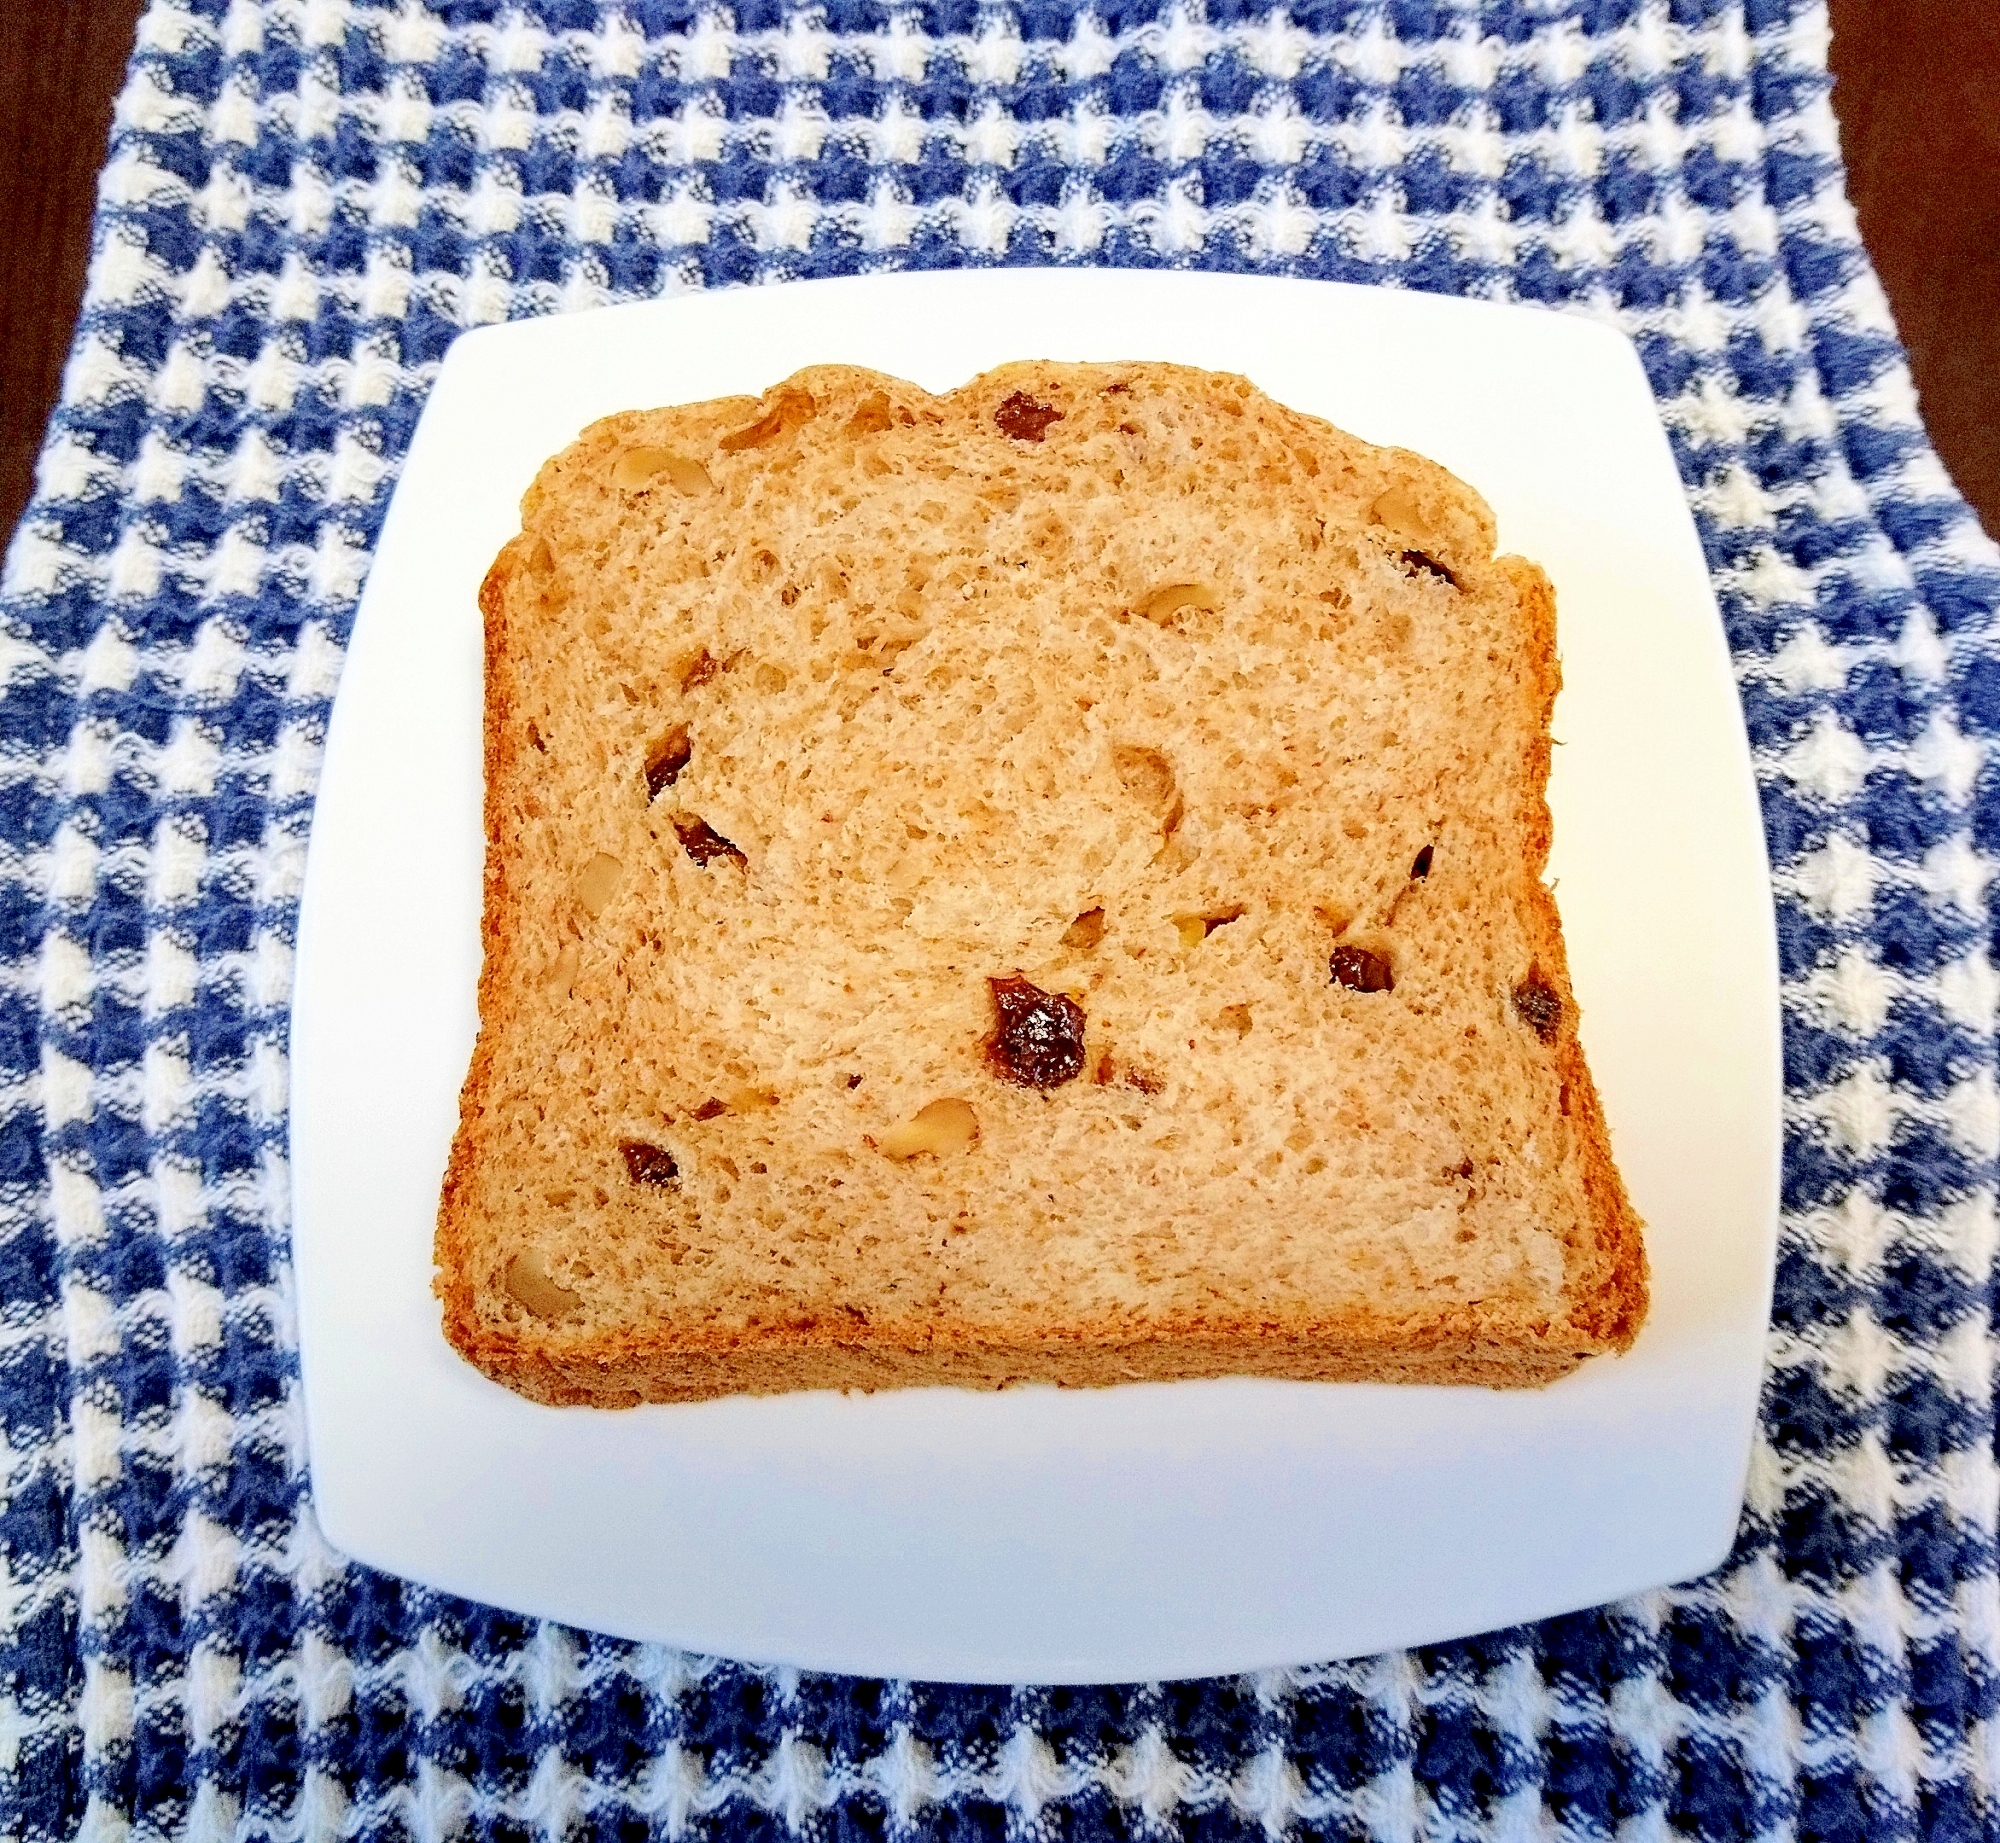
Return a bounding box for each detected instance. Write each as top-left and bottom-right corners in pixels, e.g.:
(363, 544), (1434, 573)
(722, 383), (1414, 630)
(1495, 557), (1648, 1350)
(459, 1321), (1586, 1408)
(433, 537), (540, 1352)
(435, 362), (1647, 1404)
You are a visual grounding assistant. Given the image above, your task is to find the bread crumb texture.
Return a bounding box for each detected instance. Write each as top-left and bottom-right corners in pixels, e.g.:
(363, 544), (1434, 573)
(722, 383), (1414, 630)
(435, 362), (1648, 1406)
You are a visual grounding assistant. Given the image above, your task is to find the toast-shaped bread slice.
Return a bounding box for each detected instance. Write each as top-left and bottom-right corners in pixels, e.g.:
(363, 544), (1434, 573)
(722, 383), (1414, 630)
(436, 361), (1646, 1405)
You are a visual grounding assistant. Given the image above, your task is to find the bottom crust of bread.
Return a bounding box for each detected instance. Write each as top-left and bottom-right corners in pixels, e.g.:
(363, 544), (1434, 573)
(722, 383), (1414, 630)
(441, 1315), (1619, 1407)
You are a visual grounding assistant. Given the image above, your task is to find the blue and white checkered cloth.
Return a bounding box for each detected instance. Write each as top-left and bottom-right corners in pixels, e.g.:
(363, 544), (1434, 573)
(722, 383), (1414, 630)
(4, 1), (1996, 1835)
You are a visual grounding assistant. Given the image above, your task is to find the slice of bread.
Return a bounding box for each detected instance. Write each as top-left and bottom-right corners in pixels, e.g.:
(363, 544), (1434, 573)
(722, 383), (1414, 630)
(435, 361), (1647, 1406)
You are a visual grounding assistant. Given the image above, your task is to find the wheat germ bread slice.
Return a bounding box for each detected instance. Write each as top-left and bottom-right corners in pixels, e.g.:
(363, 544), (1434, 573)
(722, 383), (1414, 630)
(435, 360), (1647, 1406)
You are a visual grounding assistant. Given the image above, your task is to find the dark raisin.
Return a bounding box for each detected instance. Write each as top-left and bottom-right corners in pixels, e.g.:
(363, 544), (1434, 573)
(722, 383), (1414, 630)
(845, 1073), (864, 1089)
(674, 817), (744, 867)
(645, 725), (692, 798)
(994, 391), (1064, 442)
(620, 1141), (679, 1187)
(1411, 845), (1434, 879)
(986, 975), (1086, 1088)
(1399, 550), (1459, 587)
(1330, 945), (1393, 993)
(1512, 973), (1562, 1041)
(692, 1098), (727, 1121)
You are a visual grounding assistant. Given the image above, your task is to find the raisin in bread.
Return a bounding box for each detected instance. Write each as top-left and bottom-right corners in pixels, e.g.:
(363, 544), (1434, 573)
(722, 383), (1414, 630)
(435, 361), (1647, 1405)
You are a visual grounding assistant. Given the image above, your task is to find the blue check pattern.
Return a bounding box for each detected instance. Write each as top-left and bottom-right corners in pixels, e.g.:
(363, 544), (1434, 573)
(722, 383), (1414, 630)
(3, 1), (1997, 1836)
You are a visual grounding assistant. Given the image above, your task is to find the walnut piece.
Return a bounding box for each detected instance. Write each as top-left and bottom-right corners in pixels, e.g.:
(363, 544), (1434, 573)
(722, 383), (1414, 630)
(504, 1250), (582, 1320)
(576, 853), (623, 917)
(878, 1097), (980, 1159)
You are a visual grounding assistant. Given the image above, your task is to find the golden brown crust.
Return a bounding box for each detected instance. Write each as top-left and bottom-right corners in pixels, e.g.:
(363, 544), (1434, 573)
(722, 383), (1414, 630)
(1494, 556), (1647, 1349)
(436, 533), (557, 1353)
(443, 1291), (1596, 1405)
(456, 1331), (1580, 1407)
(435, 362), (1648, 1404)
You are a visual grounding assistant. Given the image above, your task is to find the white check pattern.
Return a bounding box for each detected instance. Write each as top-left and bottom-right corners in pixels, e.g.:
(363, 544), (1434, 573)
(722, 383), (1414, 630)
(2, 1), (1996, 1837)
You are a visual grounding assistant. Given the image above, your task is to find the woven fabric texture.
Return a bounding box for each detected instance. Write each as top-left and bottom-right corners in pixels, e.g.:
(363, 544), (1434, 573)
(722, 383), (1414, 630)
(2, 0), (1997, 1837)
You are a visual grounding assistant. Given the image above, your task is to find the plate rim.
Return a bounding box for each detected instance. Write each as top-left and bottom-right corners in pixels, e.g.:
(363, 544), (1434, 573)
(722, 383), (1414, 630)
(290, 266), (1781, 1683)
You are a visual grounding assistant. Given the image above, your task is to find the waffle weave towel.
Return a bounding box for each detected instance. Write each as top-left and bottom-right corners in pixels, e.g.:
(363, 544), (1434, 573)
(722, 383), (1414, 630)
(2, 2), (1997, 1838)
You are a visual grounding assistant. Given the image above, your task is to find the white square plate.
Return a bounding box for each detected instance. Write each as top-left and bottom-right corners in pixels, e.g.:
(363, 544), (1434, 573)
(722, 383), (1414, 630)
(291, 269), (1780, 1684)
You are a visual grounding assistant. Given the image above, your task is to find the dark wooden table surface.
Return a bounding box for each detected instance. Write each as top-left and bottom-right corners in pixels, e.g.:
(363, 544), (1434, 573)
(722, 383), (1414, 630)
(3, 2), (1996, 545)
